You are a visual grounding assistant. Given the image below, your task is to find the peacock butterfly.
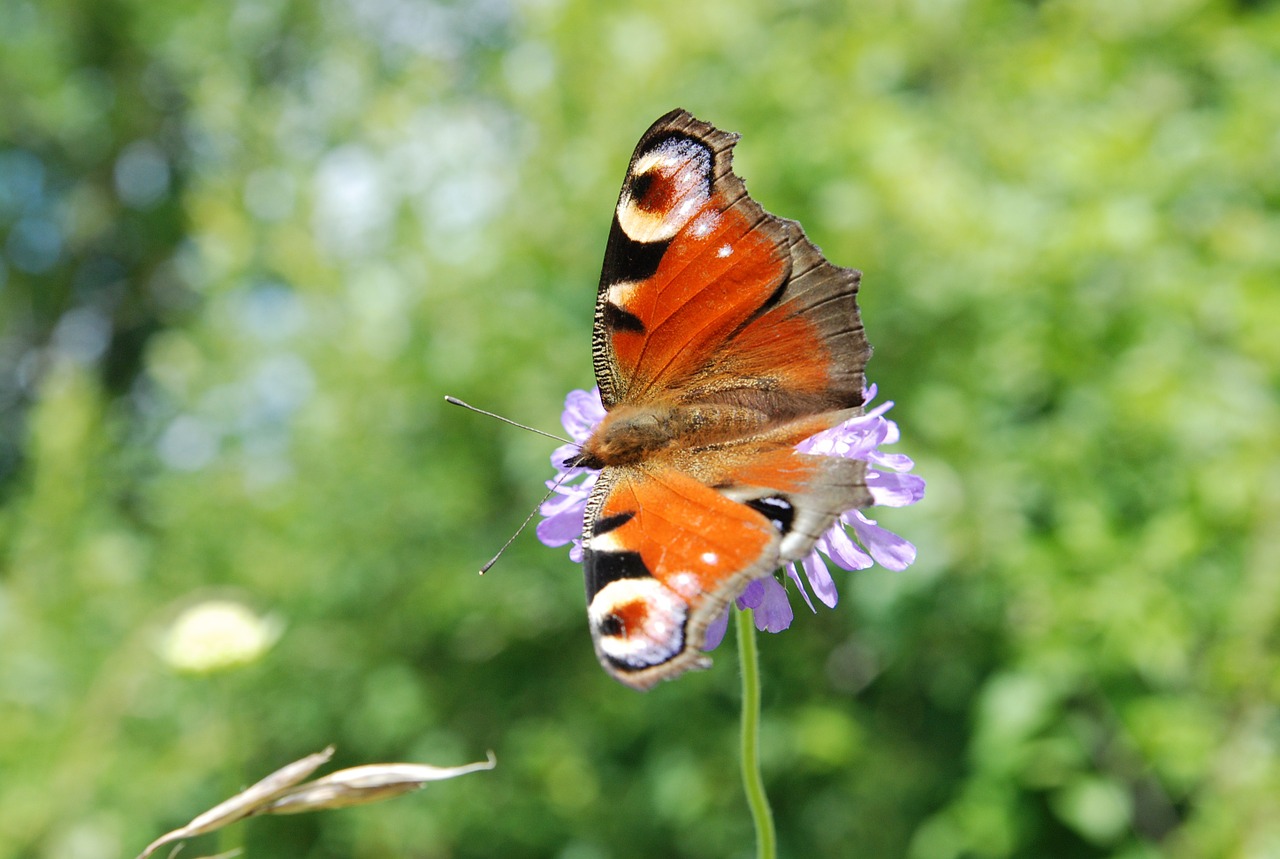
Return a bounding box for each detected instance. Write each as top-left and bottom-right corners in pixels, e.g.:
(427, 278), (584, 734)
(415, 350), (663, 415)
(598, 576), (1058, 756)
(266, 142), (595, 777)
(567, 109), (872, 690)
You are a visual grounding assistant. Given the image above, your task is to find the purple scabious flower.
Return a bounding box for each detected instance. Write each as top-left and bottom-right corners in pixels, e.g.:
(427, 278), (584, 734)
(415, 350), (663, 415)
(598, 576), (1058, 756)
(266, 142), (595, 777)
(537, 386), (925, 648)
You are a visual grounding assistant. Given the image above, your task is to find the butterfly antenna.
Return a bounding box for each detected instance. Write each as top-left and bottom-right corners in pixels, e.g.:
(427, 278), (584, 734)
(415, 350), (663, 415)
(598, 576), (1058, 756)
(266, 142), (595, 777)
(478, 471), (574, 575)
(444, 396), (571, 444)
(445, 395), (582, 574)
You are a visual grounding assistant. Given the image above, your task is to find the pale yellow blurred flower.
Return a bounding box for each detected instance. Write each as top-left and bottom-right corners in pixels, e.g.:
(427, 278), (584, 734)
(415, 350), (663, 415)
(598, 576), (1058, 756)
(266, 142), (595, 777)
(159, 599), (282, 674)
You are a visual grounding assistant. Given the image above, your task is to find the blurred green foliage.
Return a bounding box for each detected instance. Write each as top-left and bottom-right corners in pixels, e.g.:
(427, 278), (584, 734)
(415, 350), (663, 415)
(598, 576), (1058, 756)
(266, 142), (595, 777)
(2, 0), (1278, 856)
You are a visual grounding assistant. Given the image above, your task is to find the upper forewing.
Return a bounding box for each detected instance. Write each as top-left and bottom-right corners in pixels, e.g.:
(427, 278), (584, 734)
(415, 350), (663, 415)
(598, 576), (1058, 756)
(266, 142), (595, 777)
(592, 109), (870, 418)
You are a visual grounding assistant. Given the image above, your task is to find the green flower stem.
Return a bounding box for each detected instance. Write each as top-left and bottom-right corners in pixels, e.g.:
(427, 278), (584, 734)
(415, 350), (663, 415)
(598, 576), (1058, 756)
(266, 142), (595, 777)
(736, 608), (777, 859)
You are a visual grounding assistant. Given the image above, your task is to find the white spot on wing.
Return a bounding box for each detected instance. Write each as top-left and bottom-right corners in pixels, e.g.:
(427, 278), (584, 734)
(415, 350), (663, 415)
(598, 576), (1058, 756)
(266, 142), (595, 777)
(588, 529), (626, 553)
(668, 572), (702, 599)
(716, 244), (732, 258)
(690, 211), (720, 238)
(700, 551), (718, 566)
(607, 281), (639, 308)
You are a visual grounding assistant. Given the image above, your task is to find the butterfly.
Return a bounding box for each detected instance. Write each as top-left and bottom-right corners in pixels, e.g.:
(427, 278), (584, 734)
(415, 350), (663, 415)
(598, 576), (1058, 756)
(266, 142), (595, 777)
(565, 109), (873, 690)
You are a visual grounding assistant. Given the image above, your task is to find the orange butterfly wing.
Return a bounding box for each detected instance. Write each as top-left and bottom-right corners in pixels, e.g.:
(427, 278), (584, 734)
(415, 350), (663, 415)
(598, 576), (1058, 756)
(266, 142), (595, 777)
(592, 109), (869, 417)
(582, 468), (778, 688)
(577, 110), (872, 689)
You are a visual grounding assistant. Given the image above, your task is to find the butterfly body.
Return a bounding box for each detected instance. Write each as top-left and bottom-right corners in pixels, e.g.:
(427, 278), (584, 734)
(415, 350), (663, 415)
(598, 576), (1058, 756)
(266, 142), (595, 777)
(577, 109), (872, 690)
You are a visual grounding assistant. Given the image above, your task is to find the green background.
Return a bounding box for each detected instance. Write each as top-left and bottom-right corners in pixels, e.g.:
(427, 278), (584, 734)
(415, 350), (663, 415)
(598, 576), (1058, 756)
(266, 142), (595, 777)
(2, 0), (1277, 856)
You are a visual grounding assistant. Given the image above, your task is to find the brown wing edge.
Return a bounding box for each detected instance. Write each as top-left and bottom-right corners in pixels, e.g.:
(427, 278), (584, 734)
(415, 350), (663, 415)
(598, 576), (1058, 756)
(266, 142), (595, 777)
(699, 117), (870, 412)
(769, 221), (872, 411)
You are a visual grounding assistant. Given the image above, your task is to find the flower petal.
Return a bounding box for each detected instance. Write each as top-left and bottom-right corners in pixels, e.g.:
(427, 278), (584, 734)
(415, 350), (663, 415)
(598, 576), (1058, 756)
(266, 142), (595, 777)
(737, 578), (765, 610)
(868, 449), (914, 471)
(851, 512), (918, 571)
(702, 609), (730, 651)
(550, 442), (581, 470)
(785, 563), (818, 613)
(539, 487), (585, 516)
(876, 414), (901, 445)
(822, 522), (874, 571)
(867, 471), (927, 507)
(800, 553), (840, 608)
(535, 507), (584, 546)
(753, 577), (794, 633)
(561, 388), (606, 441)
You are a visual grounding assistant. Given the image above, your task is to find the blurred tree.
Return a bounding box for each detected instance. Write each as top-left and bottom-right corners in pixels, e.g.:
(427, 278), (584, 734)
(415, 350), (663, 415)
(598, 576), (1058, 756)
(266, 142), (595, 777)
(0, 0), (195, 494)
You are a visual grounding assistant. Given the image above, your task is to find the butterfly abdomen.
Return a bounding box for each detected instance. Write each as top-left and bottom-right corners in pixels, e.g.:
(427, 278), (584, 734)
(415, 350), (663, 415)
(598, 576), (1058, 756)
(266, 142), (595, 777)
(577, 402), (774, 468)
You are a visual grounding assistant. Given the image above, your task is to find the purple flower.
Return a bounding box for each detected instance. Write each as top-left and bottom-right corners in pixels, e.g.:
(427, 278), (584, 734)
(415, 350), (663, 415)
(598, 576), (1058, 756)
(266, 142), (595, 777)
(535, 389), (605, 564)
(539, 386), (925, 647)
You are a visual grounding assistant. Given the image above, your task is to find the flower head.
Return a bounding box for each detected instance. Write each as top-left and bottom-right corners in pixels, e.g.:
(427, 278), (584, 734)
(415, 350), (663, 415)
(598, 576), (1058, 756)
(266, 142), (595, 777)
(159, 598), (282, 674)
(538, 386), (924, 646)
